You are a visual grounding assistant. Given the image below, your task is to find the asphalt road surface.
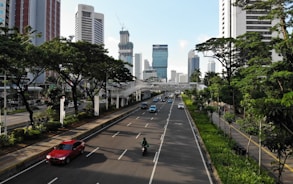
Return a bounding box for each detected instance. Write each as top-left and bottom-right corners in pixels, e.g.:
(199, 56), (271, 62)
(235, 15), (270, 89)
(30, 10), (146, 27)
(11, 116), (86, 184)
(3, 97), (214, 184)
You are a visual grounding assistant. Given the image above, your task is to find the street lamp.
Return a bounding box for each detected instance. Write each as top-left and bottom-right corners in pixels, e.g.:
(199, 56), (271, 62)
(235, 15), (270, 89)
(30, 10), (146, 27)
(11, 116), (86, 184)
(3, 72), (7, 135)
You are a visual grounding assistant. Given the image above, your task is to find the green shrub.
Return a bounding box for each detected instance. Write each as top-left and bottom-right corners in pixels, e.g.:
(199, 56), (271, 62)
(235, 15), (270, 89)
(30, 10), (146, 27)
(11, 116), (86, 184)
(63, 115), (78, 127)
(24, 128), (41, 140)
(12, 128), (25, 143)
(77, 111), (90, 120)
(0, 134), (11, 147)
(44, 121), (61, 131)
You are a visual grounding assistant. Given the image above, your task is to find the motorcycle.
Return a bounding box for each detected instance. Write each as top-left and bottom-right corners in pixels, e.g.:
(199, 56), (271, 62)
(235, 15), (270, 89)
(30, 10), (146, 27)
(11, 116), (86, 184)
(142, 146), (147, 156)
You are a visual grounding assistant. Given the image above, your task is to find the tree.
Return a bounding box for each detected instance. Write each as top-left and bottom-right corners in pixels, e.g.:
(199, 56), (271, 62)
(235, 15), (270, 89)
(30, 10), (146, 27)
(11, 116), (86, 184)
(0, 26), (46, 126)
(41, 39), (89, 115)
(196, 37), (240, 85)
(232, 1), (293, 181)
(203, 71), (218, 86)
(196, 37), (242, 113)
(190, 69), (201, 83)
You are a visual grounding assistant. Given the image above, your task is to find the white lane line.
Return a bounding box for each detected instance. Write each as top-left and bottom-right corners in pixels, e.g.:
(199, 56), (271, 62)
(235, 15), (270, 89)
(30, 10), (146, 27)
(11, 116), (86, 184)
(186, 107), (214, 183)
(142, 112), (145, 115)
(0, 160), (46, 184)
(151, 117), (154, 120)
(127, 122), (132, 126)
(145, 123), (149, 128)
(112, 131), (120, 138)
(136, 132), (141, 139)
(153, 152), (158, 163)
(136, 117), (140, 119)
(149, 105), (172, 184)
(48, 177), (58, 184)
(86, 147), (100, 158)
(160, 134), (164, 141)
(118, 149), (127, 160)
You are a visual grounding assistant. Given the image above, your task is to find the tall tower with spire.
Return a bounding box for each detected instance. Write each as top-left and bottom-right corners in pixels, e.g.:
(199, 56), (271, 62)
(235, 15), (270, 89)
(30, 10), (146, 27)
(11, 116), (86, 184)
(118, 30), (134, 75)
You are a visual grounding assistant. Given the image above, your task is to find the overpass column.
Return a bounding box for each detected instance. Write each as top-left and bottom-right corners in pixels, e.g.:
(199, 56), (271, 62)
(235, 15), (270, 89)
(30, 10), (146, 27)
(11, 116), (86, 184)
(136, 90), (139, 101)
(126, 97), (129, 105)
(116, 94), (119, 109)
(94, 96), (99, 116)
(121, 98), (125, 107)
(136, 90), (142, 101)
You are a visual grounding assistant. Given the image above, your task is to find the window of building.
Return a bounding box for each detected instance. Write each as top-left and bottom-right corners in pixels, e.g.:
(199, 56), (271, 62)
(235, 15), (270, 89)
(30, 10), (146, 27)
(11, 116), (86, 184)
(82, 11), (91, 17)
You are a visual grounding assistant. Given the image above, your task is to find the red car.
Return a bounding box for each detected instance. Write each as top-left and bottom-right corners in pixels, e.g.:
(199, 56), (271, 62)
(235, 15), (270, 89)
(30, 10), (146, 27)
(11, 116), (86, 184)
(46, 139), (85, 165)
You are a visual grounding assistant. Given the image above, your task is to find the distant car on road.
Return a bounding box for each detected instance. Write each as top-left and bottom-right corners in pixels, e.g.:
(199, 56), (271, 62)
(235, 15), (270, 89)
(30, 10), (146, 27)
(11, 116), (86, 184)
(153, 97), (159, 102)
(148, 105), (158, 113)
(46, 139), (85, 165)
(167, 99), (173, 103)
(177, 103), (184, 109)
(140, 102), (149, 109)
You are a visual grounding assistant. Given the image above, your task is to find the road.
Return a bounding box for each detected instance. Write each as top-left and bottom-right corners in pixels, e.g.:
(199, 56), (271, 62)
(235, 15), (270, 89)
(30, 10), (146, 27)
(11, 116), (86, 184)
(2, 105), (82, 131)
(2, 98), (214, 184)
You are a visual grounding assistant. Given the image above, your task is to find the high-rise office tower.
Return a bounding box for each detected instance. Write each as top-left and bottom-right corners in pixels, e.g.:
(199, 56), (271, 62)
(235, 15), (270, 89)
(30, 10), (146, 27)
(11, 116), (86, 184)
(0, 0), (14, 28)
(219, 0), (281, 61)
(144, 59), (151, 70)
(3, 0), (60, 84)
(118, 30), (134, 75)
(152, 44), (168, 81)
(207, 59), (216, 73)
(4, 0), (60, 45)
(75, 4), (104, 44)
(134, 53), (142, 80)
(170, 70), (176, 83)
(187, 50), (200, 82)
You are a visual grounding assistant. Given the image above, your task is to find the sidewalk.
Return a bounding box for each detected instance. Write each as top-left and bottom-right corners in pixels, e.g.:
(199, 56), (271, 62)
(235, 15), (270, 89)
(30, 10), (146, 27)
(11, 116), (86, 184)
(0, 106), (138, 182)
(211, 112), (293, 184)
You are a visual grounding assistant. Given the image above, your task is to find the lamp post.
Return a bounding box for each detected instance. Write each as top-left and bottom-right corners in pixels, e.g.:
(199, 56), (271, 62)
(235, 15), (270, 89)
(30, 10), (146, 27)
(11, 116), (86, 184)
(3, 72), (7, 135)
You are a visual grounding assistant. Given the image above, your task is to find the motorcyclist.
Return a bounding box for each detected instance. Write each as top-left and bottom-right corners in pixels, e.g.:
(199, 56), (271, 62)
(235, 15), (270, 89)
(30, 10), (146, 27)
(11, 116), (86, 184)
(141, 137), (149, 151)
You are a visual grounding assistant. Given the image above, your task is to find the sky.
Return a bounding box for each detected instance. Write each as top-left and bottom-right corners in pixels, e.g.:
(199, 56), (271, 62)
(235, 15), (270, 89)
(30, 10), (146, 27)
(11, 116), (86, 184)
(60, 0), (220, 79)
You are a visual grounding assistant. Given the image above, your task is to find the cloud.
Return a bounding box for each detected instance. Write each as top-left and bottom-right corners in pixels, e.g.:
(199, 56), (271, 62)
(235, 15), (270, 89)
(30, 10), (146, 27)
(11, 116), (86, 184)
(178, 40), (189, 49)
(105, 36), (119, 59)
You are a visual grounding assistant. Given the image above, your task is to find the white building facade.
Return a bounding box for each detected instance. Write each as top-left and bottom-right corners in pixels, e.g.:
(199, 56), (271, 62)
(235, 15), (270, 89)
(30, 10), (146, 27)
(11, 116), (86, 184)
(219, 0), (281, 62)
(207, 59), (216, 73)
(75, 4), (104, 44)
(134, 53), (142, 80)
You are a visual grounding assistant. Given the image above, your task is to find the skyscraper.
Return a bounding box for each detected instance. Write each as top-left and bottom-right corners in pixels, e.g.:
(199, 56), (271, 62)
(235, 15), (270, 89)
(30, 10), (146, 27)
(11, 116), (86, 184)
(187, 50), (199, 82)
(134, 53), (142, 80)
(170, 70), (176, 83)
(144, 59), (151, 70)
(118, 30), (134, 75)
(219, 0), (281, 61)
(5, 0), (61, 45)
(0, 0), (13, 28)
(75, 4), (104, 44)
(207, 59), (216, 73)
(152, 44), (168, 81)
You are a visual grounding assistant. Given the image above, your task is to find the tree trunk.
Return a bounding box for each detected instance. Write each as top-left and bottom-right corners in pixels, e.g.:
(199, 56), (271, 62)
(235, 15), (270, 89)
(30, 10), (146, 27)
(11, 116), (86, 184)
(19, 91), (34, 127)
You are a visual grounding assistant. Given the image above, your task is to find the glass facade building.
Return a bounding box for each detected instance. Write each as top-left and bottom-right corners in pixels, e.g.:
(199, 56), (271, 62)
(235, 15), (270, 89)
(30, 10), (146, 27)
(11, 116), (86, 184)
(152, 45), (168, 81)
(188, 50), (200, 82)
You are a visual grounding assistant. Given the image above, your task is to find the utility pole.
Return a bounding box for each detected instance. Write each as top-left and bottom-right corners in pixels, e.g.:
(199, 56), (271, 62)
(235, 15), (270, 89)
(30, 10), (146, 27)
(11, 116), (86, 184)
(3, 72), (7, 135)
